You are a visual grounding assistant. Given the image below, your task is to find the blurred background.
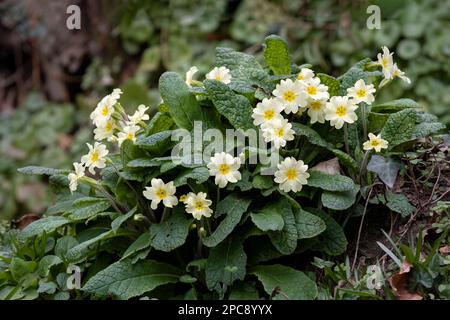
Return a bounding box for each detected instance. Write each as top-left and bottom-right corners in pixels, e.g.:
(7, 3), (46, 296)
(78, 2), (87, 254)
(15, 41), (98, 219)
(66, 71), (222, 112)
(1, 0), (449, 221)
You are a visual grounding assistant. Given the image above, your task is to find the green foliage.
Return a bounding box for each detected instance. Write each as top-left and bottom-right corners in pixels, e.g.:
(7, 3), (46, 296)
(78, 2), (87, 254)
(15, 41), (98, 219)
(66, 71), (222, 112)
(0, 93), (89, 220)
(205, 237), (247, 294)
(381, 109), (417, 149)
(202, 194), (251, 247)
(204, 80), (255, 130)
(159, 72), (203, 131)
(263, 35), (291, 75)
(1, 34), (446, 301)
(149, 208), (193, 252)
(83, 260), (182, 299)
(250, 264), (318, 300)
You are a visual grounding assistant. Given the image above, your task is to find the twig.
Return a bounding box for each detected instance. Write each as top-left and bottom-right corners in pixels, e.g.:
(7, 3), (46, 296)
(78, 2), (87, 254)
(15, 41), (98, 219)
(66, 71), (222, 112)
(352, 187), (373, 271)
(432, 188), (450, 204)
(427, 162), (441, 204)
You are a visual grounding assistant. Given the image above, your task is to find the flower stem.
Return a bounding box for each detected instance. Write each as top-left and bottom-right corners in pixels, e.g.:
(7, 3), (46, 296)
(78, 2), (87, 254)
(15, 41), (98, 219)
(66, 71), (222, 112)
(94, 183), (124, 214)
(359, 150), (371, 186)
(344, 124), (350, 155)
(361, 103), (368, 139)
(216, 187), (220, 207)
(160, 207), (170, 223)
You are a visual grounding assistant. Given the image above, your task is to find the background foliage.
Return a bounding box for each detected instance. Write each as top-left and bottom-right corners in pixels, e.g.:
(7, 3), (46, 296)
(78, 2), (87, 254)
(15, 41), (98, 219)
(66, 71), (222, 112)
(0, 0), (449, 231)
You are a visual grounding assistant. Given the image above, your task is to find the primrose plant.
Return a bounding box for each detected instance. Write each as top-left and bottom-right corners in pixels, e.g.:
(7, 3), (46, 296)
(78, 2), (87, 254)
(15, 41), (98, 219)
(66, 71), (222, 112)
(2, 36), (445, 300)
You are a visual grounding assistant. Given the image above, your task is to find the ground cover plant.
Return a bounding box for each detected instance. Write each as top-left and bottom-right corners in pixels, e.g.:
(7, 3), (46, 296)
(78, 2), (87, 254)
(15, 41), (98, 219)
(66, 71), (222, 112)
(0, 35), (448, 300)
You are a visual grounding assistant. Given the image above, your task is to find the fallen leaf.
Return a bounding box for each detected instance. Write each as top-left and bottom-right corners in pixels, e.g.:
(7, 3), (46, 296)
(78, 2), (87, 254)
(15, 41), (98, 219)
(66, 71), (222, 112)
(311, 158), (341, 175)
(439, 246), (450, 255)
(389, 261), (422, 300)
(12, 214), (41, 230)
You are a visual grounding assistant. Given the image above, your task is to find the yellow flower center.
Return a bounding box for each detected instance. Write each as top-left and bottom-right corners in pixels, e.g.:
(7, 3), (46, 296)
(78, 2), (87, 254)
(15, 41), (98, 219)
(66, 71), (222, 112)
(156, 188), (167, 199)
(285, 168), (297, 180)
(371, 139), (380, 147)
(276, 128), (284, 137)
(105, 122), (113, 132)
(101, 105), (110, 117)
(356, 89), (366, 98)
(219, 164), (230, 175)
(215, 75), (222, 81)
(393, 70), (399, 77)
(307, 86), (317, 95)
(90, 151), (99, 162)
(297, 74), (304, 80)
(336, 106), (347, 117)
(195, 201), (205, 211)
(283, 91), (296, 102)
(310, 101), (322, 110)
(263, 109), (275, 120)
(382, 58), (388, 68)
(126, 132), (134, 140)
(179, 195), (187, 202)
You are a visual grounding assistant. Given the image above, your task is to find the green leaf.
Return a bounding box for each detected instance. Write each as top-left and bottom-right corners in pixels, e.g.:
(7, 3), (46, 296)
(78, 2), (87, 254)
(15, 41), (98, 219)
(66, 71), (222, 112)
(215, 47), (270, 92)
(316, 73), (340, 97)
(229, 282), (259, 300)
(413, 113), (445, 139)
(252, 175), (273, 190)
(305, 208), (347, 255)
(385, 192), (416, 217)
(246, 238), (284, 265)
(17, 166), (69, 176)
(216, 47), (262, 72)
(149, 209), (193, 252)
(46, 199), (77, 215)
(263, 35), (291, 75)
(371, 99), (420, 113)
(307, 170), (355, 191)
(55, 236), (79, 259)
(368, 112), (390, 133)
(66, 229), (131, 263)
(127, 157), (170, 168)
(83, 260), (181, 300)
(331, 149), (359, 172)
(146, 112), (174, 135)
(203, 194), (252, 247)
(173, 166), (210, 187)
(367, 155), (402, 188)
(205, 237), (247, 292)
(380, 108), (417, 149)
(38, 255), (62, 277)
(159, 72), (203, 131)
(135, 130), (172, 151)
(122, 232), (152, 261)
(321, 185), (359, 211)
(20, 216), (71, 239)
(111, 207), (137, 232)
(10, 258), (37, 282)
(250, 264), (317, 300)
(250, 204), (285, 232)
(38, 280), (57, 294)
(338, 58), (371, 93)
(294, 209), (326, 239)
(291, 122), (330, 148)
(204, 80), (255, 130)
(268, 199), (298, 255)
(69, 198), (111, 221)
